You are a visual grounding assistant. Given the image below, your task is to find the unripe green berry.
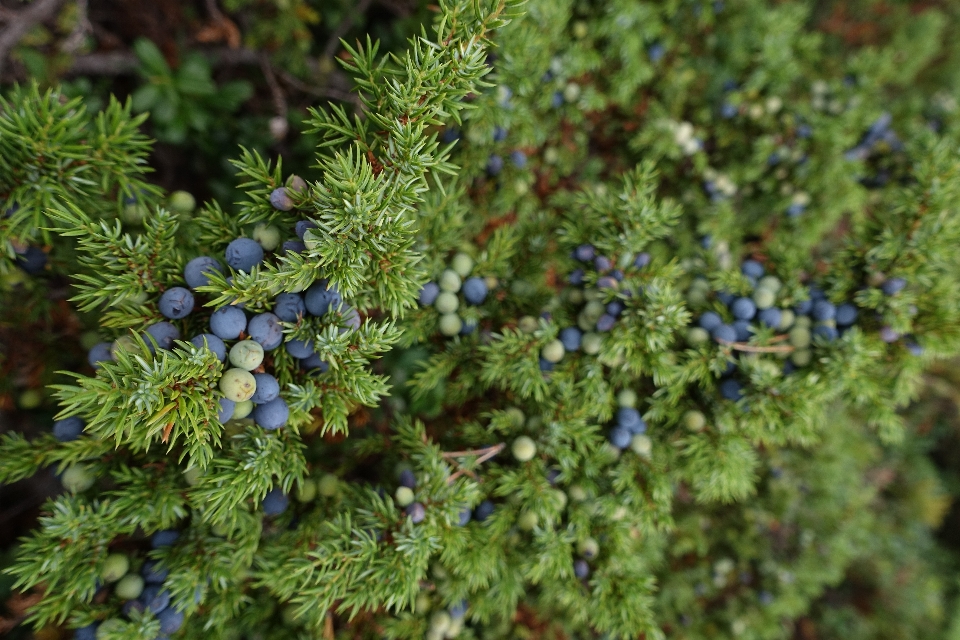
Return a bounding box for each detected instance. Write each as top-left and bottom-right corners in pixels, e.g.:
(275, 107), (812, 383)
(553, 489), (568, 510)
(794, 315), (812, 329)
(779, 309), (795, 330)
(541, 339), (565, 363)
(395, 486), (415, 507)
(431, 611), (452, 634)
(439, 313), (463, 336)
(630, 434), (652, 457)
(415, 593), (432, 614)
(518, 315), (539, 333)
(758, 275), (782, 293)
(121, 203), (147, 225)
(753, 287), (776, 310)
(18, 389), (42, 409)
(102, 553), (130, 582)
(233, 400), (254, 420)
(583, 300), (605, 321)
(582, 332), (603, 354)
(686, 288), (708, 307)
(578, 537), (599, 559)
(435, 291), (459, 314)
(219, 368), (257, 402)
(168, 190), (196, 214)
(484, 275), (498, 290)
(617, 389), (637, 408)
(683, 410), (706, 431)
(115, 573), (145, 600)
(517, 511), (538, 531)
(296, 479), (317, 503)
(229, 340), (264, 371)
(451, 252), (474, 278)
(439, 269), (462, 293)
(791, 348), (812, 367)
(687, 327), (710, 345)
(182, 466), (202, 486)
(505, 407), (525, 428)
(511, 436), (537, 462)
(253, 223), (282, 251)
(111, 335), (139, 358)
(317, 473), (339, 497)
(62, 464), (95, 493)
(568, 485), (588, 502)
(567, 288), (585, 305)
(789, 327), (811, 349)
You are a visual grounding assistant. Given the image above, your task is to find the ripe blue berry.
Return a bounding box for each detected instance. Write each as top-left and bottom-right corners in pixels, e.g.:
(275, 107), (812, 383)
(880, 326), (900, 343)
(299, 353), (329, 374)
(609, 426), (631, 449)
(218, 397), (235, 423)
(574, 559), (590, 579)
(835, 303), (858, 326)
(273, 293), (306, 322)
(295, 220), (317, 239)
(699, 312), (723, 331)
(285, 338), (314, 359)
(407, 502), (426, 523)
(594, 255), (612, 272)
(247, 313), (283, 350)
(209, 306), (247, 340)
(712, 324), (737, 343)
(794, 298), (813, 315)
(574, 244), (595, 262)
(151, 529), (180, 548)
(419, 282), (440, 306)
(339, 305), (361, 331)
(487, 154), (503, 175)
(510, 150), (527, 168)
(458, 508), (472, 526)
(304, 280), (341, 316)
(474, 500), (495, 522)
(190, 333), (227, 362)
(225, 238), (264, 273)
(158, 287), (194, 319)
(731, 297), (757, 320)
(616, 407), (642, 430)
(144, 321), (180, 350)
(157, 608), (185, 634)
(559, 327), (582, 351)
(757, 308), (782, 328)
(184, 256), (224, 290)
(719, 378), (744, 401)
(741, 260), (764, 279)
(87, 342), (113, 369)
(53, 417), (84, 442)
(813, 325), (838, 341)
(733, 320), (752, 342)
(569, 269), (585, 286)
(596, 314), (616, 332)
(881, 277), (906, 296)
(462, 277), (488, 305)
(269, 187), (294, 211)
(633, 252), (651, 268)
(250, 373), (280, 404)
(262, 488), (289, 515)
(142, 585), (171, 613)
(253, 397), (289, 430)
(811, 300), (836, 321)
(282, 240), (306, 255)
(15, 246), (46, 275)
(74, 624), (98, 640)
(141, 561), (169, 584)
(399, 469), (416, 489)
(716, 291), (735, 306)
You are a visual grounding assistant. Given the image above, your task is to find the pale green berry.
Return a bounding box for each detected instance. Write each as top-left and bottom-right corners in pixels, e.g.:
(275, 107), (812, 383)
(102, 553), (130, 582)
(518, 315), (539, 333)
(683, 410), (706, 432)
(617, 389), (637, 408)
(430, 611), (452, 634)
(630, 434), (652, 457)
(233, 400), (254, 420)
(564, 82), (581, 102)
(578, 537), (599, 558)
(789, 327), (811, 349)
(794, 315), (812, 329)
(110, 335), (139, 358)
(687, 288), (708, 307)
(229, 340), (264, 371)
(281, 605), (300, 627)
(253, 224), (282, 251)
(553, 489), (568, 510)
(415, 593), (432, 613)
(62, 464), (95, 493)
(687, 327), (710, 345)
(435, 291), (459, 314)
(753, 287), (776, 310)
(758, 275), (781, 293)
(451, 252), (474, 278)
(439, 269), (462, 293)
(541, 339), (565, 363)
(583, 300), (605, 321)
(484, 276), (498, 290)
(568, 485), (588, 502)
(18, 389), (42, 409)
(317, 473), (339, 497)
(582, 332), (603, 354)
(395, 486), (415, 507)
(296, 479), (317, 503)
(115, 573), (145, 600)
(511, 436), (537, 462)
(791, 348), (812, 367)
(779, 309), (795, 330)
(572, 20), (588, 38)
(439, 313), (463, 336)
(505, 407), (525, 428)
(121, 203), (147, 225)
(517, 511), (538, 531)
(577, 311), (595, 332)
(182, 466), (202, 486)
(567, 288), (585, 305)
(219, 368), (257, 402)
(211, 522), (230, 537)
(168, 190), (196, 214)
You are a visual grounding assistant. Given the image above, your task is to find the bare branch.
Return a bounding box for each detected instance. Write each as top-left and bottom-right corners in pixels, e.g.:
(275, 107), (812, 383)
(0, 0), (66, 78)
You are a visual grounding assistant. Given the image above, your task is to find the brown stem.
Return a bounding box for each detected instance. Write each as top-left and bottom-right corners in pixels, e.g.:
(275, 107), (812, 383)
(0, 0), (66, 78)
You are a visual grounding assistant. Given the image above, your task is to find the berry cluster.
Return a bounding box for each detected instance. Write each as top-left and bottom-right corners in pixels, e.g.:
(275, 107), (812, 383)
(417, 252), (493, 337)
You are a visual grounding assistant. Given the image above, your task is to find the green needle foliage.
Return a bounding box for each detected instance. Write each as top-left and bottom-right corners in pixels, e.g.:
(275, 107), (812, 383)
(3, 0), (960, 639)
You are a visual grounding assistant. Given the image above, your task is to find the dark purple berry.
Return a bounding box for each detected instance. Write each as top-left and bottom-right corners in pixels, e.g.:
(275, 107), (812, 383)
(209, 306), (247, 340)
(253, 397), (289, 430)
(53, 417), (84, 442)
(190, 333), (227, 362)
(224, 238), (264, 273)
(184, 257), (224, 290)
(262, 488), (289, 515)
(250, 373), (280, 404)
(158, 287), (194, 319)
(419, 282), (440, 306)
(247, 313), (283, 350)
(406, 502), (426, 523)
